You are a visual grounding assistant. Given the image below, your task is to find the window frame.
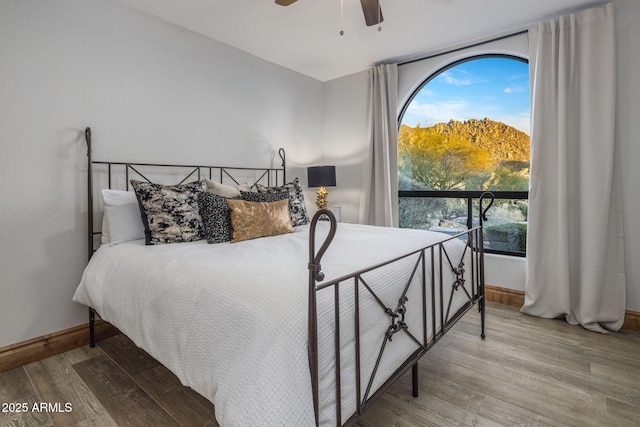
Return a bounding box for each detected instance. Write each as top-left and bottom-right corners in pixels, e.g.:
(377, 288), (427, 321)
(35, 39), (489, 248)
(398, 54), (530, 258)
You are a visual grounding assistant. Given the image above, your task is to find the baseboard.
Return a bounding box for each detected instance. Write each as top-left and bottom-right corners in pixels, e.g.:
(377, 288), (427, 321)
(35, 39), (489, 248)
(485, 284), (640, 333)
(622, 310), (640, 333)
(485, 285), (525, 307)
(0, 320), (119, 373)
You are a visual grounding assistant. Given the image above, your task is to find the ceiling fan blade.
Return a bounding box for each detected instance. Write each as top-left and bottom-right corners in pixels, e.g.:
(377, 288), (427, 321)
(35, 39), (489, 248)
(360, 0), (383, 26)
(275, 0), (298, 6)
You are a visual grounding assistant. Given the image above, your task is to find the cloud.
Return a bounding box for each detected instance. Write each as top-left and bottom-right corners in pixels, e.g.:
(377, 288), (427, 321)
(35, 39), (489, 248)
(507, 72), (529, 81)
(503, 85), (527, 94)
(437, 69), (481, 86)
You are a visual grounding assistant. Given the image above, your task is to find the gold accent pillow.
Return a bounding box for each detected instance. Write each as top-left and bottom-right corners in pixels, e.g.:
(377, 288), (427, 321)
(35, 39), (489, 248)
(227, 198), (293, 243)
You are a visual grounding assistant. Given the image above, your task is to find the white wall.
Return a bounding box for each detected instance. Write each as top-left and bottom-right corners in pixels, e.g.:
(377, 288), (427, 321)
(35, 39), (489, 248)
(322, 0), (640, 311)
(321, 71), (369, 223)
(2, 0), (639, 350)
(0, 0), (324, 348)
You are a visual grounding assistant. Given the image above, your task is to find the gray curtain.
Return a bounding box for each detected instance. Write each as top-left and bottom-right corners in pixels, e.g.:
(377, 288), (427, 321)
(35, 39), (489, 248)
(359, 63), (398, 227)
(522, 3), (626, 333)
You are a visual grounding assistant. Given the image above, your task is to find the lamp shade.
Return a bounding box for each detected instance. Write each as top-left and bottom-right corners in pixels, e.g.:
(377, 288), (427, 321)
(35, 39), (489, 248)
(307, 166), (336, 188)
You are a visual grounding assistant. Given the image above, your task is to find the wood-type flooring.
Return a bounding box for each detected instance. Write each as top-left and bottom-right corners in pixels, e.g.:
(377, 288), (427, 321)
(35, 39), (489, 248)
(1, 302), (639, 426)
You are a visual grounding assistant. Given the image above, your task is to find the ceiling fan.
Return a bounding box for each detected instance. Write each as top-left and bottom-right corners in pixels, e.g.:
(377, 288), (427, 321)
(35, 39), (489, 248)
(275, 0), (383, 27)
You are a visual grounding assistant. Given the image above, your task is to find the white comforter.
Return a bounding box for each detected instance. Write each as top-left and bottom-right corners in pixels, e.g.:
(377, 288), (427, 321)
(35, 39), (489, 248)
(73, 222), (469, 426)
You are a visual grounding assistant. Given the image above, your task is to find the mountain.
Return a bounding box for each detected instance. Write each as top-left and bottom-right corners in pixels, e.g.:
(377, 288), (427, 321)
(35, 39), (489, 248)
(430, 118), (530, 163)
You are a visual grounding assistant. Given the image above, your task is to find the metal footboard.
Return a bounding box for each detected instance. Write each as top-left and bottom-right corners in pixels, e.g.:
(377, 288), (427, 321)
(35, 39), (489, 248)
(307, 192), (493, 426)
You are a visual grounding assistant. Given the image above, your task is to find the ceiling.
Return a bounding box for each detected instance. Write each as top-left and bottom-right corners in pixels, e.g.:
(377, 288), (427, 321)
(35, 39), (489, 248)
(112, 0), (604, 82)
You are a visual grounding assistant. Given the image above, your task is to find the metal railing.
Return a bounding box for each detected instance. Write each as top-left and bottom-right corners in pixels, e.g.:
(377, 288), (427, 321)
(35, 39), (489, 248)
(399, 190), (529, 257)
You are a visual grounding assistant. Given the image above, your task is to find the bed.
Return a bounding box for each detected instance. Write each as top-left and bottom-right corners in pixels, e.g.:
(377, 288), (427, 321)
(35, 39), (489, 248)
(73, 127), (494, 426)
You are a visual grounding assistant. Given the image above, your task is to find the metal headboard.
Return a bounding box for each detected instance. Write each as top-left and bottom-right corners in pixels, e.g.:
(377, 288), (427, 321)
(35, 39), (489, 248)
(85, 127), (286, 260)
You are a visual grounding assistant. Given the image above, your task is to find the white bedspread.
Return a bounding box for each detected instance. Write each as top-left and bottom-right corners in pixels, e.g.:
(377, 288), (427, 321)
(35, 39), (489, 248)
(73, 222), (470, 426)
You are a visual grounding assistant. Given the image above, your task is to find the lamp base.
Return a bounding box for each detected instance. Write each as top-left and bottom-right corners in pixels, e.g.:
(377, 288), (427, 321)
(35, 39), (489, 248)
(315, 187), (328, 210)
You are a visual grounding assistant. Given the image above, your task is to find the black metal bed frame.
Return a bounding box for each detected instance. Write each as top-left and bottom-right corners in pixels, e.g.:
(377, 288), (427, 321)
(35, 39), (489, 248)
(83, 127), (494, 426)
(85, 126), (286, 346)
(308, 199), (492, 426)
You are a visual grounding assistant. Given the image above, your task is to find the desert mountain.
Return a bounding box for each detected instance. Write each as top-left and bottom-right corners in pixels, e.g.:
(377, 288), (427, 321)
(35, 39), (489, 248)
(429, 118), (530, 163)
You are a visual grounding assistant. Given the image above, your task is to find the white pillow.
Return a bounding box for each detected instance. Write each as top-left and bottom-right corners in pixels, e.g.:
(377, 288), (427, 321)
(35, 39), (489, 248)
(205, 178), (245, 198)
(101, 211), (111, 244)
(100, 189), (145, 244)
(237, 182), (252, 192)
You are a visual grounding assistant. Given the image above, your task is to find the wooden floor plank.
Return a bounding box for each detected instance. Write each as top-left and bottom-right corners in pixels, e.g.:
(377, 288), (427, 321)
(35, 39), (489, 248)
(96, 334), (219, 425)
(453, 320), (594, 375)
(0, 367), (54, 426)
(96, 334), (160, 376)
(352, 393), (402, 427)
(24, 354), (118, 427)
(590, 361), (640, 392)
(60, 344), (105, 366)
(387, 363), (487, 415)
(478, 395), (567, 427)
(605, 397), (640, 425)
(438, 358), (609, 427)
(0, 366), (35, 401)
(73, 354), (179, 426)
(132, 364), (219, 427)
(0, 393), (54, 426)
(388, 391), (501, 427)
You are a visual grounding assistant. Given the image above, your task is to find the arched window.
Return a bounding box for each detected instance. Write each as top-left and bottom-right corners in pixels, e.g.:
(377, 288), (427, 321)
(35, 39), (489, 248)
(398, 55), (530, 256)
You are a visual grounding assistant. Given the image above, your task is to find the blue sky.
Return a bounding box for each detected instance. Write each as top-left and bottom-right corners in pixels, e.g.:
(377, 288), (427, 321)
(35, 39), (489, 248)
(400, 57), (530, 135)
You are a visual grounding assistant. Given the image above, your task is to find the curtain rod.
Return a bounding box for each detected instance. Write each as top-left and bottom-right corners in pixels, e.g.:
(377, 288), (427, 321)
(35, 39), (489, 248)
(398, 29), (529, 67)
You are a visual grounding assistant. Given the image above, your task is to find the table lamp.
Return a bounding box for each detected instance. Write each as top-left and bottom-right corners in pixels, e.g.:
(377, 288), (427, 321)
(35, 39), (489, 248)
(307, 166), (336, 210)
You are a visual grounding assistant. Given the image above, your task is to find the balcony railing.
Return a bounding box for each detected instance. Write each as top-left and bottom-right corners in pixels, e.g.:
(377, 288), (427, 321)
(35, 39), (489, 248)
(398, 190), (529, 257)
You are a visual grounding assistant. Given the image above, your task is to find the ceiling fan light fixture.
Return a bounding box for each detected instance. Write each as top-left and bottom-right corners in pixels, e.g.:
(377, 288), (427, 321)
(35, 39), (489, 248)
(275, 0), (383, 31)
(360, 0), (383, 26)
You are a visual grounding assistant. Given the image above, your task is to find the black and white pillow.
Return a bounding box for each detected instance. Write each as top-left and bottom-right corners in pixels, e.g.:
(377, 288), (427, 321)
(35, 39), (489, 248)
(256, 178), (309, 226)
(241, 190), (289, 203)
(131, 179), (206, 245)
(198, 192), (233, 244)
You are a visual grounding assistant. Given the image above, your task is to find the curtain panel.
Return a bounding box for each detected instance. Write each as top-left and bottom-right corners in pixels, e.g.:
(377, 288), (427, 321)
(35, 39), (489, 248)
(359, 63), (398, 227)
(522, 3), (626, 333)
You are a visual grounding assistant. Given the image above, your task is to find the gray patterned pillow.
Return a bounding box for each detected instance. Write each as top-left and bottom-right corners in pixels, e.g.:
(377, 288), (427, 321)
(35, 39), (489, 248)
(241, 190), (289, 203)
(256, 178), (309, 226)
(198, 192), (232, 244)
(131, 179), (206, 245)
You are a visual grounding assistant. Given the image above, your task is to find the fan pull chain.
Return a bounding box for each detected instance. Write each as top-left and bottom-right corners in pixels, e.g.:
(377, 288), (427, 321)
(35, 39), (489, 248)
(377, 0), (382, 31)
(340, 0), (344, 35)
